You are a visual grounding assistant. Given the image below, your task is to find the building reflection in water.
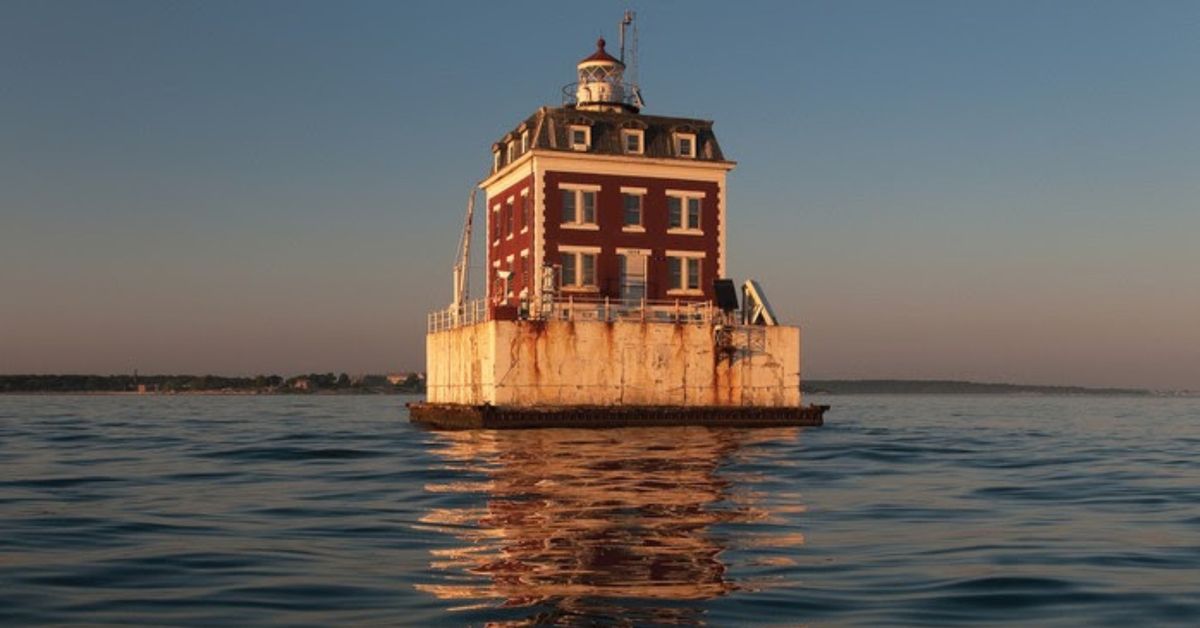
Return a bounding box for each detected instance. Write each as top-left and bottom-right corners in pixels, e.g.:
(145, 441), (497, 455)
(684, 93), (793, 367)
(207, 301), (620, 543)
(415, 426), (805, 624)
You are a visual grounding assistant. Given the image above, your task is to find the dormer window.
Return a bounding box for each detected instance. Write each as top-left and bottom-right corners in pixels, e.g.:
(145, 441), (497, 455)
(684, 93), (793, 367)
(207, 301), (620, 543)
(492, 149), (501, 173)
(622, 129), (644, 155)
(674, 132), (696, 158)
(520, 130), (530, 153)
(569, 125), (591, 151)
(506, 140), (516, 164)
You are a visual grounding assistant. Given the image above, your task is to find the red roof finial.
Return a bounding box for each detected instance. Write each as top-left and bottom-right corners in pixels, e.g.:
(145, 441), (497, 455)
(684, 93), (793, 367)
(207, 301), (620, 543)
(580, 37), (621, 65)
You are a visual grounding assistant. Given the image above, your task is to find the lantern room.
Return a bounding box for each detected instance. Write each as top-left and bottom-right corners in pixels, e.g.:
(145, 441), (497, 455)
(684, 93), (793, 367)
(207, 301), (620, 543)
(573, 38), (638, 113)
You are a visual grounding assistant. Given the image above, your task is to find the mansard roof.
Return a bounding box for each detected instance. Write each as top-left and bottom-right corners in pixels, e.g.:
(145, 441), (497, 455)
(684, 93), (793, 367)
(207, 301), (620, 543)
(491, 107), (729, 172)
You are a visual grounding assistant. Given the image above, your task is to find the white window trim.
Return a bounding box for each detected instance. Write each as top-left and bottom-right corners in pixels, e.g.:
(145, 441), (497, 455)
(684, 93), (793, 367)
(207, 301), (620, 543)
(621, 129), (644, 155)
(674, 132), (697, 158)
(559, 183), (600, 228)
(520, 130), (530, 153)
(569, 125), (591, 151)
(491, 203), (501, 245)
(560, 183), (602, 191)
(557, 246), (600, 291)
(505, 198), (515, 240)
(666, 251), (705, 295)
(666, 191), (706, 235)
(519, 190), (529, 234)
(519, 250), (530, 298)
(616, 247), (652, 255)
(492, 149), (501, 173)
(505, 254), (516, 298)
(619, 186), (645, 232)
(506, 141), (516, 165)
(558, 244), (602, 254)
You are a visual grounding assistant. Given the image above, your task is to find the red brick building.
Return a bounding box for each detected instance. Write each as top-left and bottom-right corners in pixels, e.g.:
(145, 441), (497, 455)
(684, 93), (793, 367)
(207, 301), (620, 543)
(417, 30), (820, 425)
(480, 38), (735, 317)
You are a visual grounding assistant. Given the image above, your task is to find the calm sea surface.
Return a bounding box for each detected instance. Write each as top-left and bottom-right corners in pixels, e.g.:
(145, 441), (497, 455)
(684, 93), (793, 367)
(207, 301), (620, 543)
(0, 394), (1197, 626)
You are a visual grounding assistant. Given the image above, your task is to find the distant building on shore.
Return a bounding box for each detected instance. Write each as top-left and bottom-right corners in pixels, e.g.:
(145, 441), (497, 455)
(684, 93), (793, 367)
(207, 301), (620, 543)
(387, 372), (424, 386)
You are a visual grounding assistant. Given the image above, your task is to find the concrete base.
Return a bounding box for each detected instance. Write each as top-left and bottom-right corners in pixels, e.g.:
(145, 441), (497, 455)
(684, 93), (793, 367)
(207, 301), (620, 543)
(407, 402), (828, 430)
(426, 320), (803, 407)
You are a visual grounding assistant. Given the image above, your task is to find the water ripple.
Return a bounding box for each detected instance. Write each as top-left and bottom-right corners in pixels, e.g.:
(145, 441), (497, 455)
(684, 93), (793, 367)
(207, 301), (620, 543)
(0, 394), (1197, 625)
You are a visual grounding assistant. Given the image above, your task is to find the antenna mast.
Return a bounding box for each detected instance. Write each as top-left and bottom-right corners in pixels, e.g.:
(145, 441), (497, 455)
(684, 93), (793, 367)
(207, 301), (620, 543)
(619, 11), (632, 63)
(451, 188), (476, 321)
(619, 11), (644, 109)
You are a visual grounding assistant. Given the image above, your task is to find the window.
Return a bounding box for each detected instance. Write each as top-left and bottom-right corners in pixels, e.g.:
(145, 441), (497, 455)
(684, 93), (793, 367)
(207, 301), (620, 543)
(521, 251), (530, 293)
(622, 129), (644, 155)
(560, 185), (598, 227)
(667, 253), (704, 293)
(622, 192), (642, 228)
(506, 141), (516, 165)
(569, 125), (591, 151)
(520, 130), (530, 153)
(674, 132), (696, 158)
(505, 255), (516, 299)
(505, 198), (515, 237)
(666, 191), (704, 232)
(520, 191), (530, 232)
(492, 149), (501, 173)
(560, 249), (598, 289)
(492, 260), (502, 297)
(491, 204), (501, 242)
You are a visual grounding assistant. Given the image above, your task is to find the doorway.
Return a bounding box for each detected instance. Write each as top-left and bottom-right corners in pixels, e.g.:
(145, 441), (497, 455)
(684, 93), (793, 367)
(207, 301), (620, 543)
(619, 251), (647, 301)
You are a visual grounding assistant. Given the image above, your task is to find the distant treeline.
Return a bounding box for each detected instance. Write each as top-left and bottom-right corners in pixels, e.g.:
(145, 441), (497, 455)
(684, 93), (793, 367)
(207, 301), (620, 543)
(802, 379), (1150, 396)
(0, 373), (426, 394)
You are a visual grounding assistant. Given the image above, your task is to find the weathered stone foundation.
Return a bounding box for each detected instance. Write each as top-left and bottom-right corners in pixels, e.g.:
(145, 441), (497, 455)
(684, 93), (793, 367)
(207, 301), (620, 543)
(426, 319), (803, 407)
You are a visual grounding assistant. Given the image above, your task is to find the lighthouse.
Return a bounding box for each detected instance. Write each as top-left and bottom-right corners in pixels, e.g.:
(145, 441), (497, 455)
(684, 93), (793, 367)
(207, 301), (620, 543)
(413, 20), (827, 428)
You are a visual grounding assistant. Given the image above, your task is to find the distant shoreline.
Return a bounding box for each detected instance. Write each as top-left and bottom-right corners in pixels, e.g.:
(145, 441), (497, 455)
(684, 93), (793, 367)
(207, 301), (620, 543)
(801, 379), (1184, 396)
(0, 390), (423, 396)
(1, 377), (1193, 397)
(0, 373), (426, 396)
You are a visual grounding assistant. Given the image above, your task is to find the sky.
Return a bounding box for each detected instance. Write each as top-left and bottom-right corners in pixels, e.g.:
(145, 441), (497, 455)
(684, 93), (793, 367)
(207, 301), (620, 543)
(2, 0), (1198, 389)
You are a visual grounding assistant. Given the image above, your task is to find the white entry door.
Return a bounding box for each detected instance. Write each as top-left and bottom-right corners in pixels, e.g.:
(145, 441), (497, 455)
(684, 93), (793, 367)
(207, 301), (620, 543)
(619, 252), (647, 301)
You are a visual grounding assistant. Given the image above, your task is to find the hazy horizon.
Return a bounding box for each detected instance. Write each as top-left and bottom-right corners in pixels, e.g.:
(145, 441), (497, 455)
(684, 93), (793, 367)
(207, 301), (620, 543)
(3, 1), (1198, 390)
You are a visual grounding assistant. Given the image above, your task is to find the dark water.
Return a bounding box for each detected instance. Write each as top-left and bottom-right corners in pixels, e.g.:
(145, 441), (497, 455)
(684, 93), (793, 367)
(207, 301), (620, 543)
(1, 395), (1197, 626)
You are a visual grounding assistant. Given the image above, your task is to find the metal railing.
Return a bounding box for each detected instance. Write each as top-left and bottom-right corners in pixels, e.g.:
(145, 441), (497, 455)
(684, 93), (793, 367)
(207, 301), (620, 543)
(561, 81), (642, 110)
(427, 299), (488, 333)
(548, 295), (715, 325)
(427, 296), (717, 333)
